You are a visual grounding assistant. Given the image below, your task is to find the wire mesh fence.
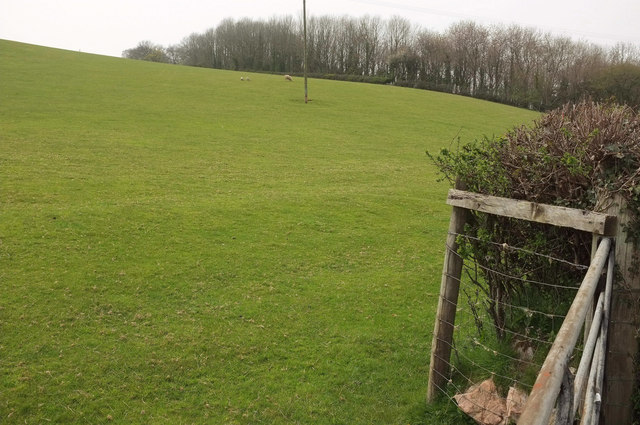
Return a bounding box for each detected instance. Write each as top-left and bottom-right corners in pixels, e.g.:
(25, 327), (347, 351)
(433, 231), (594, 423)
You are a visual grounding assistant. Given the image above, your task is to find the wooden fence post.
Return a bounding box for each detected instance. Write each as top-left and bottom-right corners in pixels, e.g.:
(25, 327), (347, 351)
(602, 194), (639, 425)
(427, 201), (469, 402)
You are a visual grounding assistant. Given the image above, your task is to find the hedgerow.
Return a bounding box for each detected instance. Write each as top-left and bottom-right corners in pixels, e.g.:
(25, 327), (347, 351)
(428, 100), (640, 340)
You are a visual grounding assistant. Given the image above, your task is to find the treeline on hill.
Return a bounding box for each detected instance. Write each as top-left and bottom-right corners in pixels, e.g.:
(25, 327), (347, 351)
(123, 15), (640, 111)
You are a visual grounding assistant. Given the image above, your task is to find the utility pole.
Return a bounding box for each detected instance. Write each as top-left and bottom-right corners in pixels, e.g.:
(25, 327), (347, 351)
(303, 0), (308, 103)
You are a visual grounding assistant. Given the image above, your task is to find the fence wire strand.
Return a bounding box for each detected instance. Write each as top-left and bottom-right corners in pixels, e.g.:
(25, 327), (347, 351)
(435, 231), (590, 420)
(447, 245), (582, 291)
(449, 232), (590, 271)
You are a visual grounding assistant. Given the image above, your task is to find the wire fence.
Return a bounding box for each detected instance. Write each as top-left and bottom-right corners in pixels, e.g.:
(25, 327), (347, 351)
(434, 231), (592, 421)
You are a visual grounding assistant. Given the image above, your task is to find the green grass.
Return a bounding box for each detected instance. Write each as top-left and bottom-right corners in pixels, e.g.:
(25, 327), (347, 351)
(0, 39), (538, 424)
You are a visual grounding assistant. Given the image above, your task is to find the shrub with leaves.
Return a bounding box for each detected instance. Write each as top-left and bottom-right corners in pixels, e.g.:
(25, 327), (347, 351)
(432, 100), (640, 210)
(429, 100), (640, 339)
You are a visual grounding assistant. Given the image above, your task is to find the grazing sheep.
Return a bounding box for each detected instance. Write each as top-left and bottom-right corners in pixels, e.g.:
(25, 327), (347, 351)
(246, 77), (251, 81)
(284, 74), (293, 81)
(240, 77), (244, 81)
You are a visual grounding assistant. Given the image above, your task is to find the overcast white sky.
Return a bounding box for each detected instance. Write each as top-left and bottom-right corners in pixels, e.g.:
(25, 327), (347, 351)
(2, 0), (639, 58)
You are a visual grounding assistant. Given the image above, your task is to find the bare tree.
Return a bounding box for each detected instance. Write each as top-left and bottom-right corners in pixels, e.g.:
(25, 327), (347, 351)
(609, 42), (640, 64)
(124, 14), (640, 110)
(385, 15), (413, 53)
(446, 21), (489, 95)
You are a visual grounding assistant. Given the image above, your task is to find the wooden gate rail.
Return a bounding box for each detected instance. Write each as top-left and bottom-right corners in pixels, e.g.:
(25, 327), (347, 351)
(517, 238), (611, 425)
(446, 189), (617, 235)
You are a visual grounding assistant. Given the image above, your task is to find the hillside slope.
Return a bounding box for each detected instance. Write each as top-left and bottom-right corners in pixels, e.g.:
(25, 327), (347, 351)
(0, 40), (538, 424)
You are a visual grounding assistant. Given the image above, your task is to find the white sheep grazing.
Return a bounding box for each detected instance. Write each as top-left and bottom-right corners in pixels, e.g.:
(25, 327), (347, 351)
(240, 77), (244, 81)
(284, 74), (293, 81)
(246, 77), (251, 81)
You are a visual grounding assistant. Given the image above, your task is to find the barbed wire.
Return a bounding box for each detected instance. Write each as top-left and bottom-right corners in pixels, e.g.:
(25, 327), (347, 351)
(459, 282), (571, 320)
(434, 333), (535, 389)
(447, 245), (582, 291)
(430, 365), (509, 420)
(431, 353), (513, 420)
(449, 232), (589, 271)
(439, 292), (559, 347)
(434, 231), (590, 419)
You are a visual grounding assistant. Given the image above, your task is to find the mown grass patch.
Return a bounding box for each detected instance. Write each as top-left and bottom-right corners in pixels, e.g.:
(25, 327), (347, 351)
(0, 40), (538, 424)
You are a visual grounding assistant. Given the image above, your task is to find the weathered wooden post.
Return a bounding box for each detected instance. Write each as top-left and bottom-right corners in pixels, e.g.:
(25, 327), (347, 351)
(518, 238), (612, 425)
(602, 194), (639, 425)
(427, 192), (469, 402)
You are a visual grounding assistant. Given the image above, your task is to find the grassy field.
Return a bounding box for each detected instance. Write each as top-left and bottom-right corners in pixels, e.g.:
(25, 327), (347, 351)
(0, 39), (538, 424)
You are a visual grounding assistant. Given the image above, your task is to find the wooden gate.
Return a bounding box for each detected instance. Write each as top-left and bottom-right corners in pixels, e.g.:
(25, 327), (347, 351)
(427, 189), (638, 424)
